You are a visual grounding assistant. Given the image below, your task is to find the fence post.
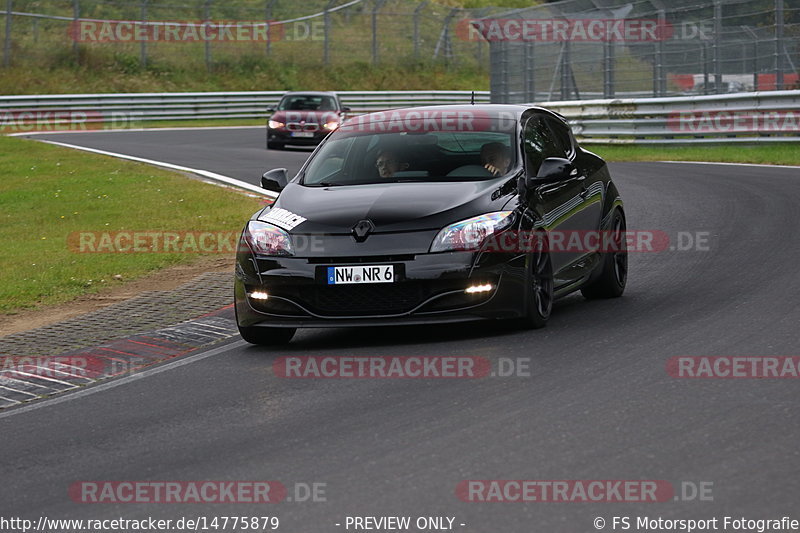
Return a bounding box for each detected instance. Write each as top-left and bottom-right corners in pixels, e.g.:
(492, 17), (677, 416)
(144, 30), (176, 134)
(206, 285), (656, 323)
(702, 42), (710, 94)
(655, 7), (665, 95)
(742, 25), (759, 90)
(371, 0), (386, 65)
(140, 0), (148, 68)
(775, 0), (784, 90)
(3, 0), (11, 68)
(265, 0), (277, 56)
(432, 8), (458, 65)
(473, 7), (490, 66)
(73, 0), (79, 61)
(561, 40), (572, 100)
(413, 1), (427, 60)
(500, 41), (511, 104)
(603, 32), (615, 98)
(524, 41), (535, 102)
(204, 0), (212, 72)
(713, 0), (722, 94)
(323, 0), (336, 65)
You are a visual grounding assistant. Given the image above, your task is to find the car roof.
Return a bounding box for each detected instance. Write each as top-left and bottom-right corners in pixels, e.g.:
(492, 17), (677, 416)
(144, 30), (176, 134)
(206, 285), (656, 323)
(349, 104), (559, 123)
(280, 91), (339, 97)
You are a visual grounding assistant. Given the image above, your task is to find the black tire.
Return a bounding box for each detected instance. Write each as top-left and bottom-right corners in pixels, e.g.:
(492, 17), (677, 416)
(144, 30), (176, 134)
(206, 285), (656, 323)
(238, 325), (296, 346)
(581, 209), (628, 299)
(267, 141), (284, 150)
(522, 232), (554, 329)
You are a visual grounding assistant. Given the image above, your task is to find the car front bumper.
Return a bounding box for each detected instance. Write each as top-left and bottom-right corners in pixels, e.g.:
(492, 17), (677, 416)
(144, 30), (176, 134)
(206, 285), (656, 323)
(267, 128), (329, 146)
(235, 247), (530, 328)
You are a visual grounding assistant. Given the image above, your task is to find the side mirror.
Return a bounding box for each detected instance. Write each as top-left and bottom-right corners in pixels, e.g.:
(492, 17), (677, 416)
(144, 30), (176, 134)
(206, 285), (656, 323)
(261, 168), (288, 192)
(519, 157), (577, 199)
(266, 106), (276, 113)
(532, 157), (576, 184)
(341, 106), (351, 113)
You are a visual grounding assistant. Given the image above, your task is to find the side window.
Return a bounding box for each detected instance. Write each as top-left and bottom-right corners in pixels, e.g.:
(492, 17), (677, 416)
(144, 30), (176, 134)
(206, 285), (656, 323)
(523, 115), (564, 174)
(546, 118), (574, 159)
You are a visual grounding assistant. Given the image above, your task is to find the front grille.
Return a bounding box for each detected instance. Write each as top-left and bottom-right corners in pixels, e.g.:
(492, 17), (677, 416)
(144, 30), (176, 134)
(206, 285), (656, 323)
(298, 283), (431, 316)
(286, 123), (320, 132)
(307, 255), (416, 264)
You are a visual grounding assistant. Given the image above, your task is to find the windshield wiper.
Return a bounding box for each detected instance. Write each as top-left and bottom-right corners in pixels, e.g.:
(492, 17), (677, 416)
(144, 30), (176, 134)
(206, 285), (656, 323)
(316, 181), (346, 187)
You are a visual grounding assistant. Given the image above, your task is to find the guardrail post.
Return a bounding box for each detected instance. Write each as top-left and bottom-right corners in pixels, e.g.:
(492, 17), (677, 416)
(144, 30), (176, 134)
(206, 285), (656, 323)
(713, 0), (722, 94)
(3, 0), (11, 68)
(140, 0), (148, 68)
(775, 0), (784, 90)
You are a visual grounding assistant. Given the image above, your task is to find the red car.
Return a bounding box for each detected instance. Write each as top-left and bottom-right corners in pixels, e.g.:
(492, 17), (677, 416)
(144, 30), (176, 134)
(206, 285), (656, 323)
(266, 91), (350, 150)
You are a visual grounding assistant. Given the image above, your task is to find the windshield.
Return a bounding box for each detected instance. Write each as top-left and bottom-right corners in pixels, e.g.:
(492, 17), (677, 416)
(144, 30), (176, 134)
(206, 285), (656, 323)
(302, 117), (518, 186)
(277, 94), (338, 111)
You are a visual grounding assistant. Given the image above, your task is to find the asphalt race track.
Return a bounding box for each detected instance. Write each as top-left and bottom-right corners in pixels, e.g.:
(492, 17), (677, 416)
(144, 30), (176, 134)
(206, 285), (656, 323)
(29, 127), (312, 185)
(3, 127), (799, 531)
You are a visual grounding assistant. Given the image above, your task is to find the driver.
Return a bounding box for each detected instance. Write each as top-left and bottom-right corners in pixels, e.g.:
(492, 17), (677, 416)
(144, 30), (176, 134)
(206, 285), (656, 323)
(375, 149), (409, 178)
(481, 142), (512, 176)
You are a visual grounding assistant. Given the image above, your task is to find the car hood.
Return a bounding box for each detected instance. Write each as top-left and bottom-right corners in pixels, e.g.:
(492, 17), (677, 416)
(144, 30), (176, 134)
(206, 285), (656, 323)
(264, 180), (513, 235)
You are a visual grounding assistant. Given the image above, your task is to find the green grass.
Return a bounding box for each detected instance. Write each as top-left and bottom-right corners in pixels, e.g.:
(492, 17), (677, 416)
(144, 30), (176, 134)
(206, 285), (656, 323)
(0, 60), (489, 96)
(0, 135), (264, 314)
(588, 143), (800, 167)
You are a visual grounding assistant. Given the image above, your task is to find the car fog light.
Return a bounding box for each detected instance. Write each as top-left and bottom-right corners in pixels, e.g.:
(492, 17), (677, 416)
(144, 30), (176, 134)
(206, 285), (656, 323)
(465, 284), (493, 294)
(249, 291), (269, 300)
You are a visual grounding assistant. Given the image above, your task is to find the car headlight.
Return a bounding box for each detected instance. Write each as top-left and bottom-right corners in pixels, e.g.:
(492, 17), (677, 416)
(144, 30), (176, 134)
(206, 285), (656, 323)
(244, 220), (294, 256)
(430, 211), (515, 253)
(268, 120), (285, 129)
(323, 121), (339, 130)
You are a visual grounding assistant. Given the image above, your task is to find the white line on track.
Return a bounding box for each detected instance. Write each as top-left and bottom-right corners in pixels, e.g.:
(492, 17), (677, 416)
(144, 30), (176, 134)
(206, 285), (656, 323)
(20, 134), (277, 198)
(657, 160), (800, 170)
(10, 125), (265, 136)
(0, 340), (247, 420)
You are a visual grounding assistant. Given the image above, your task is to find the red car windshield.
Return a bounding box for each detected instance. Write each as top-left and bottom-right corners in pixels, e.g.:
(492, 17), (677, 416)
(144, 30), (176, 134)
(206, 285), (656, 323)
(277, 95), (338, 111)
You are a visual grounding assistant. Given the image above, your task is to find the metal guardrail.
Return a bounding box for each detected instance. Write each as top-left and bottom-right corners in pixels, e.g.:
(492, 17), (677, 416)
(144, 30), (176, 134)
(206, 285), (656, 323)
(2, 89), (797, 144)
(0, 91), (490, 127)
(538, 90), (800, 144)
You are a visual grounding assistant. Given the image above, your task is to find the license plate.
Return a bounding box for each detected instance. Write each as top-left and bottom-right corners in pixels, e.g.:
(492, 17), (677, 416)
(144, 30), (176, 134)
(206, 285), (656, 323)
(327, 265), (394, 285)
(291, 131), (314, 138)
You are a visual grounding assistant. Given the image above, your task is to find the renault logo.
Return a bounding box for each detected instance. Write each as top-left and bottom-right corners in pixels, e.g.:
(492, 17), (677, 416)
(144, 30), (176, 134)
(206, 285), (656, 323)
(352, 219), (375, 242)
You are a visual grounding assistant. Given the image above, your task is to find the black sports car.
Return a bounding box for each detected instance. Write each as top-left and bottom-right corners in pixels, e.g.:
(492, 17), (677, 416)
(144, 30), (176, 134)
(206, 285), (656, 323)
(236, 105), (627, 345)
(266, 91), (350, 150)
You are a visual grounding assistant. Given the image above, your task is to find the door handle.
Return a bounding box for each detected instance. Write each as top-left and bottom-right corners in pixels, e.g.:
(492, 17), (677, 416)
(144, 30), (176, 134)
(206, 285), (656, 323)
(578, 177), (590, 199)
